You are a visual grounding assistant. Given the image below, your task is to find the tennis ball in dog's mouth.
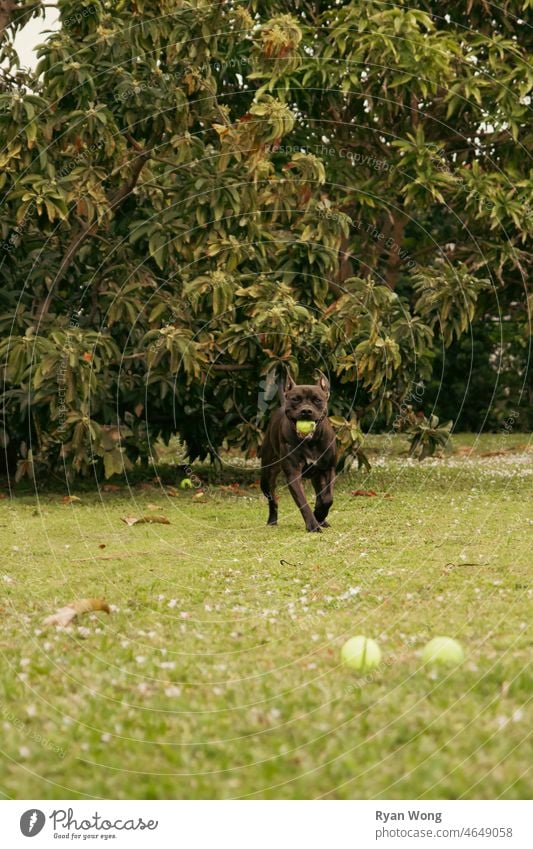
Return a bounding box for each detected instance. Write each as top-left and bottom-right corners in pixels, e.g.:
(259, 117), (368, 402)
(180, 478), (193, 489)
(296, 420), (316, 435)
(422, 637), (464, 668)
(341, 636), (381, 672)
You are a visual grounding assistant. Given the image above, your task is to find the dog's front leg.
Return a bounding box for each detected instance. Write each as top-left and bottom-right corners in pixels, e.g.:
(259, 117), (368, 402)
(282, 463), (321, 532)
(312, 468), (335, 527)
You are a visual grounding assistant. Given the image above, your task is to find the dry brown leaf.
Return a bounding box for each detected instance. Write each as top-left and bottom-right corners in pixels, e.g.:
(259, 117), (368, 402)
(121, 515), (171, 526)
(102, 483), (122, 492)
(165, 486), (179, 497)
(480, 450), (510, 457)
(61, 495), (82, 504)
(351, 489), (378, 497)
(141, 515), (170, 524)
(44, 597), (111, 627)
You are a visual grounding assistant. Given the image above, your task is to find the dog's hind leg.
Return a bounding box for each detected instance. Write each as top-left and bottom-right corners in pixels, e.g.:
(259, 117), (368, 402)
(261, 464), (280, 525)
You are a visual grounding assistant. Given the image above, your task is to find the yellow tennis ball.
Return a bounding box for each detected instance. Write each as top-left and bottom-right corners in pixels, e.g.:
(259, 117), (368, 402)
(422, 637), (464, 667)
(180, 478), (193, 489)
(296, 420), (316, 435)
(341, 636), (381, 672)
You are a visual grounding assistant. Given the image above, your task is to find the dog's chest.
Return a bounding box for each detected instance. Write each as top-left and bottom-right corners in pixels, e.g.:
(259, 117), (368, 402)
(298, 444), (324, 474)
(302, 447), (318, 466)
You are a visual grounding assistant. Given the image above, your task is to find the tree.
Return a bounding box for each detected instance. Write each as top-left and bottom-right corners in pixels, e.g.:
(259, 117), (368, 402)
(0, 0), (530, 480)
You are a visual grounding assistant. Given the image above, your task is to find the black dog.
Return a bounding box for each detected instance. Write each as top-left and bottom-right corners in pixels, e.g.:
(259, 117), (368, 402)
(260, 372), (336, 532)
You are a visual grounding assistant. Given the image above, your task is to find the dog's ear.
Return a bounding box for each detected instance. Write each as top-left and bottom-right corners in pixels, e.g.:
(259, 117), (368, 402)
(315, 370), (330, 398)
(278, 370), (295, 405)
(284, 372), (296, 392)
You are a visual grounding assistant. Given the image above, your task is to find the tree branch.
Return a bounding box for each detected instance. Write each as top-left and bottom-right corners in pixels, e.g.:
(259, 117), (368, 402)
(37, 146), (152, 321)
(212, 363), (252, 371)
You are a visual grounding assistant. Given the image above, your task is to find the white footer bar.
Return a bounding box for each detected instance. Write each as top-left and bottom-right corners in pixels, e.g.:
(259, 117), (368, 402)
(3, 800), (531, 848)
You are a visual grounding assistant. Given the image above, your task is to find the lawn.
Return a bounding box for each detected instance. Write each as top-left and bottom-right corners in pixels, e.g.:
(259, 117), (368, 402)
(0, 434), (531, 800)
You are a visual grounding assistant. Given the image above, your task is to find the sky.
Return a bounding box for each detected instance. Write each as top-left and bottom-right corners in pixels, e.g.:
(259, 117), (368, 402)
(13, 4), (59, 69)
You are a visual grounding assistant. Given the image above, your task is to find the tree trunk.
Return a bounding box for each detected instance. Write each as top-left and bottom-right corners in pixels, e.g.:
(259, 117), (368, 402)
(0, 0), (16, 43)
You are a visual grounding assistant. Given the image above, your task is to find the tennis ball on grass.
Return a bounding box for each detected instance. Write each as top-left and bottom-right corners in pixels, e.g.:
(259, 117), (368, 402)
(180, 478), (193, 489)
(422, 637), (464, 668)
(341, 636), (381, 672)
(296, 420), (316, 435)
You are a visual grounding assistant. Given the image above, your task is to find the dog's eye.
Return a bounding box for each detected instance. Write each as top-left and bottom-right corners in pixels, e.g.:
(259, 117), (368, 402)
(292, 395), (300, 403)
(312, 396), (321, 405)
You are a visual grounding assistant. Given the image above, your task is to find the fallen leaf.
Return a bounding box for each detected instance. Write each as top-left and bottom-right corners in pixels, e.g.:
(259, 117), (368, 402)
(480, 450), (510, 457)
(146, 503), (162, 510)
(98, 543), (106, 549)
(102, 483), (121, 492)
(351, 490), (378, 497)
(74, 550), (169, 562)
(44, 597), (110, 628)
(121, 515), (171, 526)
(61, 495), (82, 504)
(165, 486), (179, 497)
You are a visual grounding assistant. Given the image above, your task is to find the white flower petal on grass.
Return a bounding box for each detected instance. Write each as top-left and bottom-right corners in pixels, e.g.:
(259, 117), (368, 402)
(164, 686), (182, 698)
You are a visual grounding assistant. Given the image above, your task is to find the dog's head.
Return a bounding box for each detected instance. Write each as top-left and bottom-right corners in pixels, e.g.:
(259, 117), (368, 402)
(279, 371), (330, 432)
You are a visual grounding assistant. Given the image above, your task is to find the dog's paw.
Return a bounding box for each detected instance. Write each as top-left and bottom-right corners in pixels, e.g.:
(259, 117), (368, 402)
(307, 524), (322, 533)
(267, 520), (278, 526)
(319, 520), (330, 528)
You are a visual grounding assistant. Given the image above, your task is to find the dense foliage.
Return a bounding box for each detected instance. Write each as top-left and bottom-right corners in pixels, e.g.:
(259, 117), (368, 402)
(0, 0), (531, 479)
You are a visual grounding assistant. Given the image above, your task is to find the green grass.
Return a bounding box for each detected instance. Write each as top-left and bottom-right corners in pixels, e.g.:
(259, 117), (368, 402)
(1, 434), (531, 800)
